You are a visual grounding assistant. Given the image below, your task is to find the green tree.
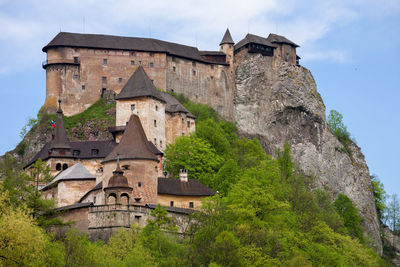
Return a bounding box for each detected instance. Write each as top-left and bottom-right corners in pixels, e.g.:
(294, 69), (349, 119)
(327, 110), (354, 156)
(386, 194), (400, 232)
(370, 174), (387, 221)
(334, 194), (364, 242)
(164, 136), (222, 187)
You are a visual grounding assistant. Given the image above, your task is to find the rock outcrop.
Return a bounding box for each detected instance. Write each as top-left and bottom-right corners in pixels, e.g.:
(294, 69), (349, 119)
(233, 53), (382, 254)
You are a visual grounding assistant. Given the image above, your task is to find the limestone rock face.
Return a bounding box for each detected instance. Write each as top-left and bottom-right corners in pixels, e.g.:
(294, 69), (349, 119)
(233, 53), (382, 254)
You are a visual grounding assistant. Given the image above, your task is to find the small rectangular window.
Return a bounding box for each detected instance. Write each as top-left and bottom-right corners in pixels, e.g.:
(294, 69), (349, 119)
(91, 149), (99, 156)
(74, 57), (79, 63)
(73, 150), (80, 157)
(131, 104), (135, 111)
(103, 58), (107, 65)
(73, 74), (78, 79)
(160, 140), (162, 147)
(131, 60), (135, 65)
(102, 76), (107, 83)
(155, 105), (158, 111)
(150, 52), (154, 57)
(93, 196), (96, 204)
(187, 121), (190, 127)
(192, 70), (196, 76)
(154, 120), (157, 127)
(170, 201), (174, 207)
(118, 77), (123, 83)
(81, 85), (85, 90)
(149, 62), (154, 68)
(172, 66), (176, 72)
(139, 60), (142, 65)
(189, 202), (194, 208)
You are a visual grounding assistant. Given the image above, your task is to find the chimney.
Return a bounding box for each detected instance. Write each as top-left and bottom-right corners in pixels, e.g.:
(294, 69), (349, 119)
(179, 169), (188, 182)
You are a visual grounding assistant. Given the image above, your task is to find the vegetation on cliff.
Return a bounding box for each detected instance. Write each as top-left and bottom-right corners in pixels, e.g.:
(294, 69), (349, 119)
(0, 95), (391, 266)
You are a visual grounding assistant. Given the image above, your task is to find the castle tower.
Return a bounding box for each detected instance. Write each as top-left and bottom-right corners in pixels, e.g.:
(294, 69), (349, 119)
(115, 66), (166, 151)
(219, 28), (234, 65)
(102, 114), (159, 204)
(49, 100), (72, 158)
(104, 158), (133, 205)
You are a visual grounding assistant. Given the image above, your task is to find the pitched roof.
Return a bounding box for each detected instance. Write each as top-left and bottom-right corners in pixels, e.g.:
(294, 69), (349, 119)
(267, 33), (299, 47)
(160, 92), (196, 118)
(234, 33), (278, 51)
(158, 178), (215, 196)
(43, 32), (219, 64)
(25, 140), (117, 168)
(115, 66), (165, 102)
(49, 101), (71, 150)
(103, 115), (158, 163)
(41, 163), (95, 191)
(148, 141), (163, 156)
(220, 28), (234, 45)
(106, 162), (130, 188)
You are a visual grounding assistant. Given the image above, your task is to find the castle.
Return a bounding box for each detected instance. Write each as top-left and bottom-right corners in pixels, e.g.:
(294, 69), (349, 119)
(26, 29), (299, 237)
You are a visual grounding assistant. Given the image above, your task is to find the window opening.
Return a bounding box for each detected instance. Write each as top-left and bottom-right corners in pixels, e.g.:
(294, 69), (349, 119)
(103, 58), (107, 65)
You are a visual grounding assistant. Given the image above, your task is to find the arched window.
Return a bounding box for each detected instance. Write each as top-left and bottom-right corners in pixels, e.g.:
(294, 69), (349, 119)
(62, 163), (68, 170)
(108, 193), (117, 205)
(120, 193), (129, 205)
(56, 163), (61, 171)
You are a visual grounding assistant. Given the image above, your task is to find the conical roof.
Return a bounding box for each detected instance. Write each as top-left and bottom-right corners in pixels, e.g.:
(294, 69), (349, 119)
(220, 28), (234, 45)
(115, 66), (165, 102)
(50, 100), (71, 150)
(103, 114), (158, 163)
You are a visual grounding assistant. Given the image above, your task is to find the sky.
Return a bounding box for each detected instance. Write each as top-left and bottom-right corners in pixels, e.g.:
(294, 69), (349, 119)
(0, 0), (399, 196)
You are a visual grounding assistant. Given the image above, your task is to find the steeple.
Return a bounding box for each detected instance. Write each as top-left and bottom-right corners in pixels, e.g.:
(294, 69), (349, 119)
(115, 66), (165, 103)
(49, 100), (71, 154)
(219, 28), (234, 46)
(103, 114), (158, 163)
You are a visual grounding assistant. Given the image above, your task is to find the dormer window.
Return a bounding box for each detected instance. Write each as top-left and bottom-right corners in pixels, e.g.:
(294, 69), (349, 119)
(73, 150), (80, 157)
(91, 149), (99, 156)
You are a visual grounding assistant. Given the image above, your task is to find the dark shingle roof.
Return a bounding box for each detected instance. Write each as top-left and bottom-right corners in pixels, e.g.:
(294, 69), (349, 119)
(55, 202), (93, 212)
(50, 101), (71, 150)
(24, 140), (117, 169)
(267, 33), (299, 47)
(115, 66), (165, 102)
(234, 33), (278, 51)
(43, 32), (219, 64)
(146, 204), (196, 214)
(158, 178), (215, 196)
(220, 28), (234, 45)
(103, 115), (158, 163)
(160, 92), (196, 118)
(107, 163), (130, 188)
(148, 141), (163, 156)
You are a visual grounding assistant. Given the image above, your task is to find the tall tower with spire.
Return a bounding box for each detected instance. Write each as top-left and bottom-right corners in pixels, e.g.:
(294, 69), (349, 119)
(49, 100), (72, 157)
(219, 28), (235, 65)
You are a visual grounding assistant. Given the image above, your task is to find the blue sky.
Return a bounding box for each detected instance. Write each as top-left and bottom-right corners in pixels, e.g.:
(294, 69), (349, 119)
(0, 0), (399, 196)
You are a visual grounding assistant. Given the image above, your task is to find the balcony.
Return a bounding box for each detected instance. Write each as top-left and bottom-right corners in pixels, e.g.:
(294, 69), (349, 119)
(42, 58), (80, 69)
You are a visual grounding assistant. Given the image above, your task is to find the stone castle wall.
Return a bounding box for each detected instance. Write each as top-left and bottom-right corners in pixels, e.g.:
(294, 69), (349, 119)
(44, 47), (168, 116)
(165, 55), (234, 120)
(165, 112), (195, 145)
(158, 193), (204, 209)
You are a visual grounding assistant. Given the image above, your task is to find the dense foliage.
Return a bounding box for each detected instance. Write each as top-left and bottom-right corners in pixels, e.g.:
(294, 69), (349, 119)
(0, 95), (388, 266)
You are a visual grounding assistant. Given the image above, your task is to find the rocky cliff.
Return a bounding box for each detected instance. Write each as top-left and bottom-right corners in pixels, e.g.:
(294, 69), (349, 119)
(233, 53), (382, 253)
